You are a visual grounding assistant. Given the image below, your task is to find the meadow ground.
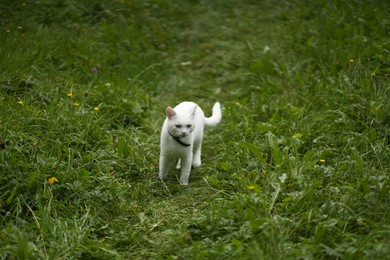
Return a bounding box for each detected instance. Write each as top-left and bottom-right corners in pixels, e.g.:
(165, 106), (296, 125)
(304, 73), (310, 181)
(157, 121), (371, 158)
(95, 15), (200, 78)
(0, 0), (389, 259)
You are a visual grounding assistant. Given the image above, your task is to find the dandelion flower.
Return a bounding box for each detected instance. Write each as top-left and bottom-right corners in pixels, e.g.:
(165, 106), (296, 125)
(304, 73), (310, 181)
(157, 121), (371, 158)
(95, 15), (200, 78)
(94, 107), (99, 111)
(73, 102), (80, 107)
(319, 159), (326, 164)
(17, 100), (24, 105)
(349, 59), (354, 65)
(67, 92), (73, 97)
(48, 177), (59, 184)
(247, 185), (255, 190)
(293, 133), (303, 139)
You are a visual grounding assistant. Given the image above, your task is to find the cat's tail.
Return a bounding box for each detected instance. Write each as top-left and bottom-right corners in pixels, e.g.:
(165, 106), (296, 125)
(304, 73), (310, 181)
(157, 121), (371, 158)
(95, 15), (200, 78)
(204, 102), (222, 127)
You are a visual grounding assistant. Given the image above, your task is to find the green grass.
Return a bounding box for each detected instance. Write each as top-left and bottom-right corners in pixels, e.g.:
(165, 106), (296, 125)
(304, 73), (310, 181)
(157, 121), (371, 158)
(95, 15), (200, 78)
(1, 0), (389, 258)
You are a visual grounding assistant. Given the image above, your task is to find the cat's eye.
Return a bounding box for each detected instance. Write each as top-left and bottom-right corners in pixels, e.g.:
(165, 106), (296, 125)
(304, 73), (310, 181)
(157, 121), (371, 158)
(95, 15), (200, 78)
(186, 124), (192, 128)
(175, 124), (181, 128)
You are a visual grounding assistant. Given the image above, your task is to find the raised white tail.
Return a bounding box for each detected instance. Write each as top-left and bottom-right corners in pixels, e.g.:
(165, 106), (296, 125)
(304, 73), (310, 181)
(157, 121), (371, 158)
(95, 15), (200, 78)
(203, 102), (222, 126)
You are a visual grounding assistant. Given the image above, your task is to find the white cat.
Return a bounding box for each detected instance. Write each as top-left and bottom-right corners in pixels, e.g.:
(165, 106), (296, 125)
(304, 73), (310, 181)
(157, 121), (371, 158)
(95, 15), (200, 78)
(159, 101), (222, 185)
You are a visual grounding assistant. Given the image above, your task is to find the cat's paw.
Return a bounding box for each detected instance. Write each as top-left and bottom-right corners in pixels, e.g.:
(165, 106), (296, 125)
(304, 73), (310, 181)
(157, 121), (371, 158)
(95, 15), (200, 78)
(192, 161), (201, 168)
(180, 175), (189, 185)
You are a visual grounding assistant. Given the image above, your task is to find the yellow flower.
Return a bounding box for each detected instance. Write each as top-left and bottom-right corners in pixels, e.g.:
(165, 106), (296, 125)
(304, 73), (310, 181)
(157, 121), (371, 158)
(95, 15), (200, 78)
(247, 185), (255, 190)
(17, 100), (24, 105)
(67, 92), (73, 97)
(73, 102), (80, 107)
(293, 133), (303, 139)
(349, 59), (354, 65)
(94, 107), (99, 111)
(48, 177), (59, 184)
(319, 159), (326, 164)
(17, 26), (23, 30)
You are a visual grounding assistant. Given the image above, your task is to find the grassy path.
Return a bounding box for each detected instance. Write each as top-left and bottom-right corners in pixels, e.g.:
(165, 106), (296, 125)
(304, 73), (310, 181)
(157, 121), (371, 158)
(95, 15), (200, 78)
(1, 0), (389, 258)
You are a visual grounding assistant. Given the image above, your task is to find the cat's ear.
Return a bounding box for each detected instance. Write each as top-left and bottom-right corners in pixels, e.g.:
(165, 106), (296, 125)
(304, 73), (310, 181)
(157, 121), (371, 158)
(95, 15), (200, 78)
(191, 105), (198, 117)
(166, 107), (176, 119)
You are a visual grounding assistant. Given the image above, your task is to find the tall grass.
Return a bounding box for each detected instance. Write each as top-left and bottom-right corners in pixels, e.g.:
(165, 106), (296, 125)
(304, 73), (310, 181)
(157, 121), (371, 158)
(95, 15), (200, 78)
(1, 0), (389, 258)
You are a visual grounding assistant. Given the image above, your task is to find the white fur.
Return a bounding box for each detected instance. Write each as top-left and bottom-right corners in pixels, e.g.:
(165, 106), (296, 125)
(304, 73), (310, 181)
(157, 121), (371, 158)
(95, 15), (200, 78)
(159, 101), (222, 185)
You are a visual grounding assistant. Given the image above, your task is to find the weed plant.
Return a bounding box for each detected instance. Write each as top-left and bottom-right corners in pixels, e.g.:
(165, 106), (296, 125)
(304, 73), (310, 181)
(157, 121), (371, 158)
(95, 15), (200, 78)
(0, 0), (389, 259)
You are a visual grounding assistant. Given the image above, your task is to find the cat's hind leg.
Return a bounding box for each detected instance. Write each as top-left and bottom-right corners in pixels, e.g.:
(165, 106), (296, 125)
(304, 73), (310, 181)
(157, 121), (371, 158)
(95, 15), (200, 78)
(176, 159), (181, 169)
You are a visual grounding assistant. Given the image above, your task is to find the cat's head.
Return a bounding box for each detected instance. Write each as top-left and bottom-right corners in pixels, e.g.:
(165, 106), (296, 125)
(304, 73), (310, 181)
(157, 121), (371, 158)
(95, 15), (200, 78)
(166, 106), (196, 137)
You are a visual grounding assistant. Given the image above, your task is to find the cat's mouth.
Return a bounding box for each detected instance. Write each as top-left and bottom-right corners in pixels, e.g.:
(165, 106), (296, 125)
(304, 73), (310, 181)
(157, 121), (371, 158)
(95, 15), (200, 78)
(168, 131), (188, 138)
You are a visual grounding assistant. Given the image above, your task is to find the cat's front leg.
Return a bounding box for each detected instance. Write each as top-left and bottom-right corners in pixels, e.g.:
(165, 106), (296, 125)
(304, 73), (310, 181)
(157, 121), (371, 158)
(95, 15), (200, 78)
(192, 138), (202, 167)
(192, 147), (202, 167)
(159, 154), (171, 182)
(179, 154), (192, 185)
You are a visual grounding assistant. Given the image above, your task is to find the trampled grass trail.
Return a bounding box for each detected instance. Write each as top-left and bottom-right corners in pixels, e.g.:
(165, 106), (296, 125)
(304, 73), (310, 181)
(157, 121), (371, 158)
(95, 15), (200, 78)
(1, 0), (389, 258)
